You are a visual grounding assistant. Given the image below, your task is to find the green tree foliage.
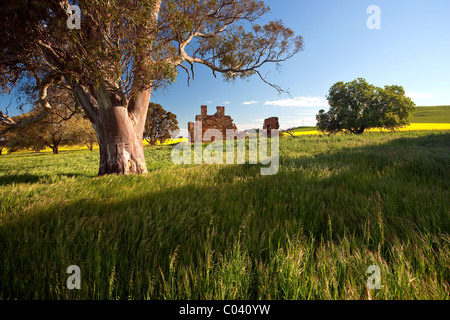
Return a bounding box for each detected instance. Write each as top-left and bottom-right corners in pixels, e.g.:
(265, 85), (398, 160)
(6, 84), (88, 154)
(316, 78), (416, 134)
(7, 110), (87, 154)
(67, 116), (98, 151)
(144, 102), (179, 145)
(6, 112), (48, 153)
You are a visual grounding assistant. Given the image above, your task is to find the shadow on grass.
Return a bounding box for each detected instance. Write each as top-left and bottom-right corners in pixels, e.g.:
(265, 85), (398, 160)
(0, 173), (93, 186)
(0, 173), (42, 185)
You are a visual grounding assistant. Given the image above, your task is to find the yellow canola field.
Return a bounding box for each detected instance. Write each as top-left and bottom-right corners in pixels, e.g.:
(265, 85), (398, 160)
(143, 137), (188, 146)
(284, 123), (450, 136)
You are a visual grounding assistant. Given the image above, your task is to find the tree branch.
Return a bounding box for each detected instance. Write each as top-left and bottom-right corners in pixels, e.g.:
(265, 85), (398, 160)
(178, 64), (192, 86)
(0, 72), (63, 134)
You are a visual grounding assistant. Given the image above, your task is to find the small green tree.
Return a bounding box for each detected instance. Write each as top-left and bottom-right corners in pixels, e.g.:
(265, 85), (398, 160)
(144, 103), (179, 145)
(66, 115), (98, 151)
(317, 78), (416, 134)
(7, 111), (72, 154)
(7, 105), (87, 154)
(6, 112), (47, 153)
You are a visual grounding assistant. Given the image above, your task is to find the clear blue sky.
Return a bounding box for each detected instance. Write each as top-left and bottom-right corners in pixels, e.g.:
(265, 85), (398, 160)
(2, 0), (450, 134)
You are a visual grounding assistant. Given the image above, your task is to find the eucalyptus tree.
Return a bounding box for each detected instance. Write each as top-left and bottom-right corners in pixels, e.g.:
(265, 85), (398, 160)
(0, 0), (303, 175)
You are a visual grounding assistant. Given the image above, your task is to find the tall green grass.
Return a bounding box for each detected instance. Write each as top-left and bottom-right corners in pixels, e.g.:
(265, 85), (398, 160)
(0, 131), (449, 299)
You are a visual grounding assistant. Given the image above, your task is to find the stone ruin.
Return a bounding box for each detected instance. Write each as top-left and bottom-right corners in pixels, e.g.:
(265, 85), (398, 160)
(263, 117), (280, 137)
(188, 105), (238, 143)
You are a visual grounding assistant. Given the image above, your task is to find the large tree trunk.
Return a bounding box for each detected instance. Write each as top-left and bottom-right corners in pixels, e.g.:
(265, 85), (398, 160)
(94, 106), (148, 176)
(68, 72), (152, 176)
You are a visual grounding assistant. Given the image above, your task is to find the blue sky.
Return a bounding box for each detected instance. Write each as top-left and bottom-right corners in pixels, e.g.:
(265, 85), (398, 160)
(2, 0), (450, 134)
(152, 0), (450, 133)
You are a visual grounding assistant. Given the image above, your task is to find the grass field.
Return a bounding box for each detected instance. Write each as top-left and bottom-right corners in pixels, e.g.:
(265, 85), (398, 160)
(0, 130), (449, 300)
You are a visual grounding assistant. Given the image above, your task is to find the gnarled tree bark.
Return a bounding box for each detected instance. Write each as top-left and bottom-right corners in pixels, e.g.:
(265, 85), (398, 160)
(72, 81), (152, 175)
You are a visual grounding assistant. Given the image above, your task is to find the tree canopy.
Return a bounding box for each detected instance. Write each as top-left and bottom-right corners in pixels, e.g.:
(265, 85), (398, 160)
(144, 102), (179, 145)
(316, 78), (416, 134)
(6, 108), (94, 154)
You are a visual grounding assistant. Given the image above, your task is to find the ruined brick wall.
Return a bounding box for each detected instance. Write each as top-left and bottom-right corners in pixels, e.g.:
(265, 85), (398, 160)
(263, 117), (280, 131)
(263, 117), (280, 137)
(188, 106), (237, 142)
(188, 122), (195, 141)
